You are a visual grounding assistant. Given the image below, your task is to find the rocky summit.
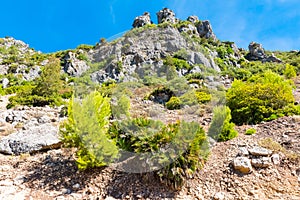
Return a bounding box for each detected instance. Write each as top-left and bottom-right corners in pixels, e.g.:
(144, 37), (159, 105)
(0, 7), (299, 200)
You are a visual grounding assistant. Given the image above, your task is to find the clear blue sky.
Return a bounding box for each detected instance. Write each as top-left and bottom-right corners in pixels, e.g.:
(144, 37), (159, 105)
(1, 0), (299, 53)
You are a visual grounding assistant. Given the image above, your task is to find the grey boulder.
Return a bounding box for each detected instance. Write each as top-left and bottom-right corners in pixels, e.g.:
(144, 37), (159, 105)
(0, 123), (61, 155)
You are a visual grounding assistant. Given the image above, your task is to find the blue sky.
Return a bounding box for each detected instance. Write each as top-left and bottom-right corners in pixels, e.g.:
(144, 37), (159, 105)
(1, 0), (299, 53)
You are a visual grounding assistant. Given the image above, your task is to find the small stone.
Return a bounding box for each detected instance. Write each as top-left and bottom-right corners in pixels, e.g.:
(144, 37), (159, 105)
(249, 146), (272, 156)
(213, 192), (225, 200)
(238, 147), (249, 156)
(13, 176), (25, 186)
(105, 197), (117, 200)
(61, 188), (71, 194)
(251, 157), (272, 168)
(233, 157), (252, 174)
(271, 154), (280, 165)
(72, 183), (80, 189)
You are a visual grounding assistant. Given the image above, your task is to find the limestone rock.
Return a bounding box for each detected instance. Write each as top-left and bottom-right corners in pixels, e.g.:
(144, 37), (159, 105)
(63, 51), (90, 77)
(132, 12), (152, 28)
(196, 20), (217, 41)
(248, 42), (265, 59)
(157, 8), (177, 24)
(246, 42), (282, 63)
(2, 78), (9, 88)
(233, 157), (252, 174)
(238, 147), (249, 156)
(187, 15), (199, 23)
(178, 23), (198, 35)
(213, 192), (225, 200)
(0, 123), (61, 155)
(271, 154), (280, 165)
(251, 157), (272, 168)
(248, 146), (272, 156)
(18, 65), (41, 81)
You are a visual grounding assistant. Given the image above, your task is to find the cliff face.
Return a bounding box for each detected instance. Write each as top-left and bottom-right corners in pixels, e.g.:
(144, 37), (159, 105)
(88, 8), (221, 83)
(89, 25), (219, 83)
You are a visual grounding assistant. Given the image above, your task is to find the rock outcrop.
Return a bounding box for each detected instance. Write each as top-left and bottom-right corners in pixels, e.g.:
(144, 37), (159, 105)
(90, 25), (219, 83)
(156, 8), (177, 24)
(132, 12), (152, 28)
(187, 15), (199, 24)
(195, 20), (217, 41)
(0, 37), (45, 80)
(63, 51), (90, 77)
(246, 42), (282, 62)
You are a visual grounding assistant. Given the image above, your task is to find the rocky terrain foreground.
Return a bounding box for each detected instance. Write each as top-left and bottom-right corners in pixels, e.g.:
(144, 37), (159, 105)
(0, 82), (299, 200)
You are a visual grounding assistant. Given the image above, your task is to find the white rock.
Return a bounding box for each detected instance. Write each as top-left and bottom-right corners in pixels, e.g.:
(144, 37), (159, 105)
(251, 157), (272, 168)
(271, 154), (280, 165)
(213, 192), (225, 200)
(249, 146), (272, 156)
(233, 157), (252, 174)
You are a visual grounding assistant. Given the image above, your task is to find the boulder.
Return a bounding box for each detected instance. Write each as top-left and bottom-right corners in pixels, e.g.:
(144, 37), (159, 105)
(63, 51), (90, 77)
(246, 42), (282, 63)
(251, 157), (272, 168)
(187, 15), (199, 23)
(0, 123), (61, 155)
(2, 78), (9, 88)
(132, 12), (152, 28)
(233, 156), (252, 174)
(178, 24), (198, 35)
(156, 8), (177, 24)
(196, 20), (217, 41)
(248, 42), (265, 59)
(248, 146), (272, 156)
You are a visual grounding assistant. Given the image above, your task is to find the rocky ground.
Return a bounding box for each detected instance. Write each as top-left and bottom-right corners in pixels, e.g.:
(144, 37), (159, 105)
(0, 79), (299, 200)
(0, 116), (299, 200)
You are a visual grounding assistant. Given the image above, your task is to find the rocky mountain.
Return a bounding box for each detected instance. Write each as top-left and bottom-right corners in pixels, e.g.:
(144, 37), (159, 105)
(0, 7), (299, 200)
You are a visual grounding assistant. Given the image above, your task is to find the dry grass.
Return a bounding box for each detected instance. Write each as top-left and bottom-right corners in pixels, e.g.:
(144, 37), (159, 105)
(259, 138), (299, 161)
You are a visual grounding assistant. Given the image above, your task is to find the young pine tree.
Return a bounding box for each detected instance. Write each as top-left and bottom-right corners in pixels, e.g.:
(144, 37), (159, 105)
(33, 56), (62, 97)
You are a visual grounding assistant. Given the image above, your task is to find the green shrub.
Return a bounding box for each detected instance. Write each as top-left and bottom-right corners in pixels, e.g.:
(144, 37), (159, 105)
(245, 128), (256, 135)
(109, 118), (209, 189)
(179, 90), (199, 106)
(173, 48), (189, 60)
(164, 56), (192, 71)
(284, 64), (297, 79)
(226, 71), (296, 125)
(76, 44), (94, 51)
(166, 96), (182, 110)
(208, 106), (238, 142)
(111, 94), (131, 119)
(195, 91), (211, 103)
(60, 92), (118, 170)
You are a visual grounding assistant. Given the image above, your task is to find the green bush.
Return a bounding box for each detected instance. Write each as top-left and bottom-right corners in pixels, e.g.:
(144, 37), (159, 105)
(60, 92), (118, 170)
(195, 91), (211, 103)
(245, 128), (256, 135)
(109, 118), (209, 189)
(111, 94), (131, 119)
(226, 71), (296, 125)
(284, 64), (297, 79)
(166, 96), (182, 110)
(164, 56), (192, 71)
(208, 106), (238, 142)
